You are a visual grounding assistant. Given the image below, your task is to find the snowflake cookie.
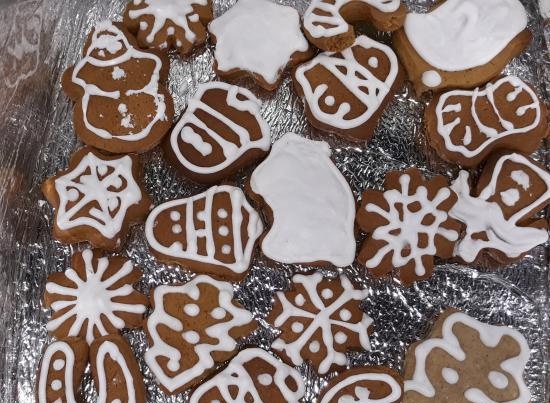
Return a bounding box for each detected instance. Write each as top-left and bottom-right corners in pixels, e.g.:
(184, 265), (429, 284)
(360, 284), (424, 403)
(144, 275), (257, 394)
(189, 348), (305, 403)
(404, 309), (531, 403)
(208, 0), (312, 91)
(267, 273), (373, 374)
(41, 147), (151, 250)
(44, 249), (148, 344)
(356, 168), (461, 286)
(123, 0), (213, 56)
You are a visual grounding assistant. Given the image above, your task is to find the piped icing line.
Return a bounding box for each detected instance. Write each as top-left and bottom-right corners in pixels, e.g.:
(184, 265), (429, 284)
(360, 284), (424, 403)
(404, 311), (531, 403)
(320, 372), (402, 403)
(294, 35), (399, 130)
(94, 340), (136, 403)
(435, 76), (541, 158)
(71, 20), (167, 141)
(189, 348), (305, 402)
(37, 341), (78, 403)
(404, 0), (528, 72)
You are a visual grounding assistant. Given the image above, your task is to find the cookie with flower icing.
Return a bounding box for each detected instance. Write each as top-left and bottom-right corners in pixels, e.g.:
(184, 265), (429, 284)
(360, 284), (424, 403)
(393, 0), (532, 94)
(123, 0), (213, 56)
(61, 21), (174, 153)
(304, 0), (407, 51)
(426, 76), (549, 168)
(164, 82), (271, 184)
(267, 273), (373, 374)
(293, 35), (404, 142)
(404, 309), (531, 403)
(208, 0), (312, 91)
(41, 147), (151, 251)
(356, 168), (462, 286)
(36, 338), (88, 403)
(189, 348), (305, 403)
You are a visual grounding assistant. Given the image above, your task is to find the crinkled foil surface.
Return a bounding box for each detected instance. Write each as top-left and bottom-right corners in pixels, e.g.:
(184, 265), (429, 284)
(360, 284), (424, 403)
(0, 0), (548, 402)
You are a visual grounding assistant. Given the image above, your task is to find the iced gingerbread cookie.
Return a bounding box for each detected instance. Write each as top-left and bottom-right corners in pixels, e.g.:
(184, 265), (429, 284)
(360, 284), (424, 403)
(189, 348), (305, 403)
(319, 366), (403, 403)
(36, 338), (88, 403)
(123, 0), (213, 56)
(165, 82), (271, 184)
(90, 335), (146, 403)
(61, 21), (174, 153)
(426, 76), (549, 168)
(450, 152), (550, 266)
(144, 275), (257, 394)
(44, 249), (148, 344)
(356, 168), (461, 286)
(294, 35), (404, 142)
(208, 0), (312, 91)
(249, 133), (356, 267)
(145, 185), (263, 281)
(267, 273), (373, 374)
(41, 147), (151, 250)
(304, 0), (407, 51)
(393, 0), (532, 94)
(404, 309), (531, 403)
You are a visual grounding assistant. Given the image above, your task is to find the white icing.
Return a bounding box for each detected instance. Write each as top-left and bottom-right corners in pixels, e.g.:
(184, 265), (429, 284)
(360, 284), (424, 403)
(221, 245), (231, 254)
(441, 367), (459, 384)
(170, 210), (181, 221)
(294, 36), (399, 131)
(54, 151), (142, 239)
(218, 209), (228, 219)
(145, 185), (263, 274)
(258, 373), (273, 386)
(320, 372), (402, 403)
(172, 224), (182, 234)
(422, 70), (442, 88)
(500, 189), (520, 207)
(211, 307), (226, 320)
(250, 133), (356, 266)
(93, 340), (136, 403)
(183, 330), (200, 344)
(208, 0), (309, 85)
(51, 380), (62, 391)
(511, 170), (530, 190)
(184, 304), (200, 316)
(218, 225), (229, 236)
(38, 341), (77, 403)
(321, 288), (333, 299)
(404, 312), (531, 403)
(180, 127), (213, 157)
(404, 0), (528, 71)
(291, 322), (304, 333)
(111, 66), (126, 80)
(334, 331), (347, 344)
(488, 370), (509, 389)
(309, 340), (320, 353)
(53, 359), (65, 371)
(368, 56), (379, 68)
(295, 294), (305, 306)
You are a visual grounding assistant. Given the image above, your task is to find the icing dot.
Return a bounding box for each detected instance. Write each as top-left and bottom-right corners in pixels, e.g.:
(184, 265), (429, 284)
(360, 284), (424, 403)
(211, 307), (226, 320)
(291, 322), (304, 333)
(368, 56), (379, 68)
(189, 13), (199, 22)
(176, 40), (183, 47)
(53, 359), (65, 371)
(167, 359), (180, 372)
(139, 21), (148, 30)
(309, 341), (320, 353)
(218, 225), (229, 237)
(183, 330), (200, 344)
(51, 379), (62, 391)
(488, 371), (508, 389)
(118, 103), (128, 114)
(325, 96), (335, 106)
(112, 400), (122, 403)
(167, 27), (175, 35)
(184, 304), (200, 317)
(321, 288), (333, 299)
(334, 331), (347, 344)
(197, 211), (206, 222)
(258, 373), (273, 386)
(339, 309), (352, 321)
(221, 245), (232, 254)
(67, 188), (80, 202)
(218, 209), (228, 219)
(441, 367), (459, 384)
(111, 66), (125, 80)
(422, 70), (442, 88)
(294, 294), (305, 306)
(170, 211), (181, 221)
(172, 224), (182, 234)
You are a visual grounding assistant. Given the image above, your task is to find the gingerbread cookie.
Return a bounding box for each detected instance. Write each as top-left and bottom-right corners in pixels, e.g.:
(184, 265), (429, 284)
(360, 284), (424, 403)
(293, 35), (404, 142)
(189, 348), (305, 403)
(356, 168), (461, 286)
(450, 152), (550, 266)
(393, 0), (532, 94)
(44, 249), (148, 344)
(41, 147), (151, 250)
(145, 185), (263, 281)
(426, 76), (549, 168)
(123, 0), (213, 56)
(319, 366), (403, 403)
(249, 133), (356, 267)
(145, 275), (257, 394)
(165, 82), (271, 184)
(267, 273), (373, 374)
(304, 0), (407, 51)
(404, 309), (531, 403)
(61, 21), (174, 153)
(90, 335), (146, 403)
(208, 0), (312, 91)
(36, 338), (88, 403)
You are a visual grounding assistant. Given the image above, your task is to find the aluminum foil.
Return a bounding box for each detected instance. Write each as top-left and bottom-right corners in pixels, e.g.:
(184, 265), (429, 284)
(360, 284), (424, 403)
(0, 0), (548, 402)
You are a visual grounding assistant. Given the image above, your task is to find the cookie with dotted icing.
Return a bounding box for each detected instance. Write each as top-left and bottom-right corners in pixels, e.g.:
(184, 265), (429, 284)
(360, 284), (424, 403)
(303, 0), (407, 52)
(208, 0), (312, 91)
(36, 338), (88, 403)
(123, 0), (213, 56)
(403, 309), (531, 403)
(41, 147), (151, 251)
(393, 0), (532, 94)
(425, 76), (549, 168)
(449, 152), (550, 266)
(44, 249), (148, 345)
(164, 82), (271, 184)
(189, 348), (305, 403)
(267, 273), (373, 374)
(319, 366), (403, 403)
(144, 275), (258, 394)
(90, 335), (146, 403)
(293, 35), (404, 142)
(145, 185), (263, 281)
(61, 21), (174, 153)
(356, 168), (462, 286)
